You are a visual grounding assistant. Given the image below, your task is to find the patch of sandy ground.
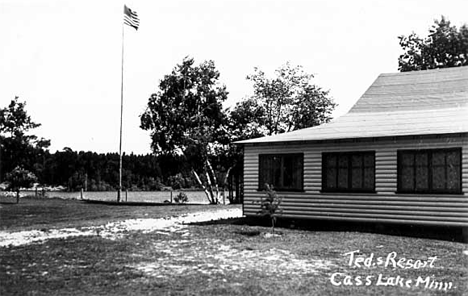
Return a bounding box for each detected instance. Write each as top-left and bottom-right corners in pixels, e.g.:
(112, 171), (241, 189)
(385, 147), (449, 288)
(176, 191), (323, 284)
(0, 207), (336, 277)
(132, 238), (334, 278)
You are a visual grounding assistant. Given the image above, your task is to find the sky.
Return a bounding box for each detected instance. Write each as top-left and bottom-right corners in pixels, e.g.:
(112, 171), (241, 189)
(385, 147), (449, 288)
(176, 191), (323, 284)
(1, 0), (467, 155)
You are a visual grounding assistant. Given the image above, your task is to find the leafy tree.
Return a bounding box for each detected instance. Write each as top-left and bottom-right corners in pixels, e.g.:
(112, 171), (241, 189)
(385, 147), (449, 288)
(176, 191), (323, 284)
(5, 166), (37, 203)
(398, 16), (468, 72)
(225, 63), (336, 204)
(0, 97), (50, 182)
(140, 57), (229, 204)
(230, 62), (336, 139)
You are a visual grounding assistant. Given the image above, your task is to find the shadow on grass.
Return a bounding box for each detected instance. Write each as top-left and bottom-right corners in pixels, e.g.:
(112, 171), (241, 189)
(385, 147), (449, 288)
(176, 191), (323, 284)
(0, 196), (20, 204)
(193, 216), (468, 243)
(81, 199), (209, 207)
(0, 201), (18, 205)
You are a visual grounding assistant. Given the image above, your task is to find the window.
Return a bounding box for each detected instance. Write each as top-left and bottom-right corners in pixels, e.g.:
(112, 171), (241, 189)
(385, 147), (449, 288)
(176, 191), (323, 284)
(398, 148), (462, 194)
(322, 151), (375, 192)
(258, 154), (303, 191)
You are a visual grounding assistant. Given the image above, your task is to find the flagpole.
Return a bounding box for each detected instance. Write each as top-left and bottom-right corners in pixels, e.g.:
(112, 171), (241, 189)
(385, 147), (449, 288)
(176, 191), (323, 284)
(119, 5), (139, 202)
(118, 21), (125, 202)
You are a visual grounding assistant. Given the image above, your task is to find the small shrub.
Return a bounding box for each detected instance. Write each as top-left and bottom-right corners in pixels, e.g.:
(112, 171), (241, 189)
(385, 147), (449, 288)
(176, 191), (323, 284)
(256, 184), (283, 233)
(174, 192), (188, 204)
(5, 166), (37, 203)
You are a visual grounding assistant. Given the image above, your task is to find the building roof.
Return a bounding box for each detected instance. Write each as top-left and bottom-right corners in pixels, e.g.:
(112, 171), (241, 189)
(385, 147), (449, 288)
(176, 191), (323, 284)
(236, 66), (468, 144)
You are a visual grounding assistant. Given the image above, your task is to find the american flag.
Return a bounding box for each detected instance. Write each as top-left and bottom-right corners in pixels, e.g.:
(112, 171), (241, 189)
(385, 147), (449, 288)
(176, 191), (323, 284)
(124, 5), (140, 30)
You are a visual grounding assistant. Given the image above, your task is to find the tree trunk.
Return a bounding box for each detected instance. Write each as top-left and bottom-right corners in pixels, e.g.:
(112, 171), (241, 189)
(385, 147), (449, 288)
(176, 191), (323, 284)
(271, 216), (276, 234)
(223, 166), (233, 191)
(223, 166), (233, 204)
(204, 170), (216, 204)
(274, 101), (283, 135)
(191, 169), (213, 204)
(206, 160), (220, 203)
(228, 173), (233, 203)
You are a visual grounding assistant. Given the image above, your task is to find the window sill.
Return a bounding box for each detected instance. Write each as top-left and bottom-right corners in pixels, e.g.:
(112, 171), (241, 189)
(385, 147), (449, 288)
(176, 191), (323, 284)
(320, 190), (376, 194)
(396, 191), (464, 195)
(256, 188), (305, 193)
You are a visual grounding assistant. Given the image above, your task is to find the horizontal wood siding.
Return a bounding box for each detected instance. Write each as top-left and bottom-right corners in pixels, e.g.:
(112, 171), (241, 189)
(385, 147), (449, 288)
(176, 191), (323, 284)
(376, 148), (396, 194)
(243, 135), (468, 227)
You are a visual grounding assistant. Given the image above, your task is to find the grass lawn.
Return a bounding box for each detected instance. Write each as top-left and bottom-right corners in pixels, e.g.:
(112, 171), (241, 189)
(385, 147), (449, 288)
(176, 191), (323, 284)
(1, 196), (467, 295)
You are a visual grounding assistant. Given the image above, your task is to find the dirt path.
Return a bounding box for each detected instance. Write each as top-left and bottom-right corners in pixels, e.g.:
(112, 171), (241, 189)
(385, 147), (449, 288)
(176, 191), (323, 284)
(0, 208), (242, 247)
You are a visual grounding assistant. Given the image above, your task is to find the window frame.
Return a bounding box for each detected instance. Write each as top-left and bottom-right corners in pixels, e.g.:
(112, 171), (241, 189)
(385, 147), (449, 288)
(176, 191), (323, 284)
(321, 151), (376, 193)
(258, 153), (304, 192)
(397, 148), (462, 194)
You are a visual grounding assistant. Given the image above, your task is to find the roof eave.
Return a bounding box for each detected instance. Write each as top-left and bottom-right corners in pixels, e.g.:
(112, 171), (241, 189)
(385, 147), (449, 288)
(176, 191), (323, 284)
(236, 132), (468, 146)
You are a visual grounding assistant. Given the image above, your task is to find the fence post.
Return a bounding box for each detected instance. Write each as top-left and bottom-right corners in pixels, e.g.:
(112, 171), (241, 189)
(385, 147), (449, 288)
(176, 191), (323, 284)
(170, 190), (173, 203)
(80, 188), (83, 200)
(125, 190), (128, 202)
(35, 187), (38, 198)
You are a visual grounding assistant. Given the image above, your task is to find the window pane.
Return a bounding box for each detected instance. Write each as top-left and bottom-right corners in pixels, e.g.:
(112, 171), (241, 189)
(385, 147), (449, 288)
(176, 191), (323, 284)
(338, 171), (348, 188)
(351, 154), (363, 189)
(264, 161), (274, 188)
(432, 152), (445, 166)
(324, 154), (337, 189)
(352, 155), (362, 167)
(415, 165), (429, 190)
(259, 157), (272, 189)
(363, 167), (374, 189)
(432, 166), (445, 190)
(273, 157), (282, 187)
(447, 165), (460, 190)
(363, 154), (374, 167)
(283, 156), (293, 188)
(337, 155), (348, 188)
(414, 152), (428, 191)
(352, 167), (363, 188)
(401, 153), (414, 166)
(447, 151), (460, 166)
(326, 155), (337, 167)
(443, 150), (460, 192)
(259, 156), (279, 189)
(338, 155), (348, 168)
(326, 168), (337, 188)
(400, 166), (414, 190)
(415, 153), (428, 166)
(338, 167), (348, 188)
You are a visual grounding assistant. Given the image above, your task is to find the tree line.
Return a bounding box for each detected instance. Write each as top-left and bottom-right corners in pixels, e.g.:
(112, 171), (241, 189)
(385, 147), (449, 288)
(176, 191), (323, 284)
(7, 147), (204, 192)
